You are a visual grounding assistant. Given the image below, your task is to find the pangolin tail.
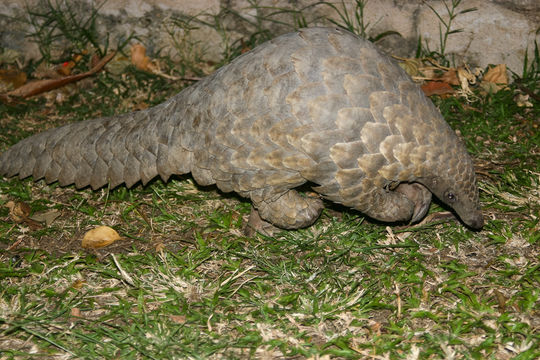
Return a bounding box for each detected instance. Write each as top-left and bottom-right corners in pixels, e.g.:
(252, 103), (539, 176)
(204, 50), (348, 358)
(0, 103), (193, 189)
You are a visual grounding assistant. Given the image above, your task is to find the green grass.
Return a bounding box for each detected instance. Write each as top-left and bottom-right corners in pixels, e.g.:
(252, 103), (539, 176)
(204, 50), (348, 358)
(1, 2), (539, 359)
(1, 78), (538, 358)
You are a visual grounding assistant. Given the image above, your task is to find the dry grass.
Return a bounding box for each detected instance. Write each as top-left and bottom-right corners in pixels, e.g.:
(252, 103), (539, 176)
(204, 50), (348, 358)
(0, 2), (539, 358)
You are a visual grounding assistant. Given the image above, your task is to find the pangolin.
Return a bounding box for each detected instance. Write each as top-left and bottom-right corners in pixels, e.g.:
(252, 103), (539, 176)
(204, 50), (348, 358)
(0, 27), (483, 230)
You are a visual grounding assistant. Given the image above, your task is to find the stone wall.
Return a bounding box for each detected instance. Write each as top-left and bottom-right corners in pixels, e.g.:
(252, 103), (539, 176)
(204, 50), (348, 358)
(1, 0), (538, 73)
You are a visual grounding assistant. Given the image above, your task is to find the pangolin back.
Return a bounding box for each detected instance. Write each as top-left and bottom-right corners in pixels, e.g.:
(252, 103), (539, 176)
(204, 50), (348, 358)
(0, 27), (483, 230)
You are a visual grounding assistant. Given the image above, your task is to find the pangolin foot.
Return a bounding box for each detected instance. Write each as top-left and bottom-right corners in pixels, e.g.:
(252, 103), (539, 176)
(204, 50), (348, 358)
(253, 190), (324, 230)
(244, 207), (281, 237)
(394, 183), (432, 223)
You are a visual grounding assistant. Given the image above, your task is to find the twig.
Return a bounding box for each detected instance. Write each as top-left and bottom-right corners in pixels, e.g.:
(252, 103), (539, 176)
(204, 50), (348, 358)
(5, 51), (116, 99)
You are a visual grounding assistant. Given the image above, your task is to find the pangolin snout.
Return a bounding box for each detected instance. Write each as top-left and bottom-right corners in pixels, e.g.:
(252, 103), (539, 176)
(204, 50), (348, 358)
(466, 212), (484, 229)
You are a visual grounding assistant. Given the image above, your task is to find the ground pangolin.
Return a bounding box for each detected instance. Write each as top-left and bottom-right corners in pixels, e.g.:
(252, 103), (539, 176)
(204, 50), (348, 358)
(0, 27), (483, 230)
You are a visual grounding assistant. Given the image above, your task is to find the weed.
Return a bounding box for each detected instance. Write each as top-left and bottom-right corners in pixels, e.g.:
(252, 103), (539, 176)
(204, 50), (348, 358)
(322, 0), (400, 41)
(25, 0), (105, 62)
(419, 0), (478, 65)
(166, 0), (348, 68)
(21, 0), (132, 73)
(512, 30), (540, 102)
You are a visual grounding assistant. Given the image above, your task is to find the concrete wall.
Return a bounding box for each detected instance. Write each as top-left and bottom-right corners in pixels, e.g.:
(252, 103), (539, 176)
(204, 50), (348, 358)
(1, 0), (538, 73)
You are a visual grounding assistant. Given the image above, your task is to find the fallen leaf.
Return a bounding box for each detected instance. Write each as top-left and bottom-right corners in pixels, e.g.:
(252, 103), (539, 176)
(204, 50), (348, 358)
(82, 225), (121, 249)
(71, 279), (86, 290)
(240, 39), (252, 54)
(155, 242), (165, 252)
(369, 320), (382, 335)
(0, 69), (27, 91)
(514, 93), (533, 107)
(56, 61), (75, 76)
(56, 52), (87, 76)
(69, 307), (84, 324)
(421, 81), (454, 96)
(5, 200), (42, 230)
(417, 211), (456, 225)
(169, 314), (187, 324)
(483, 64), (508, 85)
(480, 64), (509, 94)
(127, 43), (199, 81)
(438, 68), (460, 85)
(480, 81), (502, 94)
(29, 209), (61, 226)
(130, 43), (151, 71)
(397, 57), (424, 77)
(307, 356), (331, 360)
(24, 220), (42, 232)
(5, 200), (31, 223)
(493, 289), (507, 312)
(32, 62), (60, 80)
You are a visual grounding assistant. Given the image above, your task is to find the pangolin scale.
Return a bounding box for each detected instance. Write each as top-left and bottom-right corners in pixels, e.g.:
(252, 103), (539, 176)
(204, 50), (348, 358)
(0, 27), (483, 230)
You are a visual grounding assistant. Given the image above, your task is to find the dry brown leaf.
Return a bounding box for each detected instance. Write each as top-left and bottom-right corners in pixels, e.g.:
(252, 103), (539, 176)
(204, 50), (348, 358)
(240, 39), (252, 54)
(169, 315), (187, 324)
(421, 81), (454, 96)
(130, 43), (151, 71)
(439, 68), (460, 86)
(5, 200), (31, 223)
(29, 209), (61, 226)
(56, 60), (76, 76)
(0, 69), (27, 91)
(5, 200), (42, 230)
(480, 82), (502, 94)
(32, 62), (60, 80)
(55, 52), (85, 76)
(494, 289), (507, 312)
(129, 43), (194, 81)
(483, 64), (508, 85)
(82, 225), (121, 249)
(155, 242), (165, 252)
(480, 64), (509, 94)
(69, 307), (83, 324)
(71, 279), (86, 290)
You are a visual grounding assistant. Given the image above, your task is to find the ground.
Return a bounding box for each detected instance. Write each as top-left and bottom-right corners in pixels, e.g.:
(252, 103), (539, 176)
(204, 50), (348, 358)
(0, 9), (538, 359)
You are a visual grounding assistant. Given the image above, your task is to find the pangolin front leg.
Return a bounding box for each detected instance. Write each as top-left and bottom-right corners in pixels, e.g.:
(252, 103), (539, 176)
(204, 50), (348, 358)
(347, 183), (432, 224)
(248, 183), (430, 232)
(394, 183), (432, 223)
(251, 189), (324, 230)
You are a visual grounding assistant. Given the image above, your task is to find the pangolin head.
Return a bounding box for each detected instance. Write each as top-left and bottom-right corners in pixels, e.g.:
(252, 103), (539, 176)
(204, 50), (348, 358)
(420, 154), (483, 229)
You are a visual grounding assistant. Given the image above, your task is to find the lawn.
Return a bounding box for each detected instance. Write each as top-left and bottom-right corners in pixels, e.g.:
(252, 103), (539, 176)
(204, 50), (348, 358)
(0, 1), (538, 359)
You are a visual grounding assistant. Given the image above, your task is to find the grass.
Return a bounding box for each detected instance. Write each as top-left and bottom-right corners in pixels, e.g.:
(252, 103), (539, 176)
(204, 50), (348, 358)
(0, 1), (539, 359)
